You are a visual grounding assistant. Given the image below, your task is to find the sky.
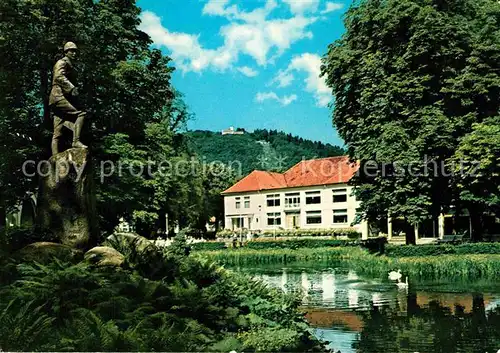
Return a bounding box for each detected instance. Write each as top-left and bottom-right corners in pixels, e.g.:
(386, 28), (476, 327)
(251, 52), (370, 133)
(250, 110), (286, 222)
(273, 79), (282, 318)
(137, 0), (349, 146)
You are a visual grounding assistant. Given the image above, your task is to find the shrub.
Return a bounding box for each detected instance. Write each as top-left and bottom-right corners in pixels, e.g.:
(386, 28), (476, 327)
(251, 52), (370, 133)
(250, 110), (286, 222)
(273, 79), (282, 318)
(360, 237), (387, 254)
(216, 229), (234, 239)
(245, 238), (357, 250)
(190, 242), (227, 251)
(215, 228), (362, 240)
(385, 243), (500, 257)
(0, 235), (328, 352)
(0, 226), (55, 252)
(260, 228), (361, 238)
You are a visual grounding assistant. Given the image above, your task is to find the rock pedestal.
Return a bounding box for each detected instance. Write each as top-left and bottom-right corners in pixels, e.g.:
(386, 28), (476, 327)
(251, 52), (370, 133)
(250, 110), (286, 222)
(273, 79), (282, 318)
(16, 242), (83, 264)
(36, 148), (98, 250)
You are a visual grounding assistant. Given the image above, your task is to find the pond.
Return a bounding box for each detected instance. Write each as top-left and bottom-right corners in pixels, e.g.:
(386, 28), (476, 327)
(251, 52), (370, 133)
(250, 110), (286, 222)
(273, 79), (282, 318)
(235, 263), (500, 353)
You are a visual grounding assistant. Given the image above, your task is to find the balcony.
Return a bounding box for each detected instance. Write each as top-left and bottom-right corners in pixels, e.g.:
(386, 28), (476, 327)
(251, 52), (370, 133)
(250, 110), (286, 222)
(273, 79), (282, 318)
(284, 202), (301, 211)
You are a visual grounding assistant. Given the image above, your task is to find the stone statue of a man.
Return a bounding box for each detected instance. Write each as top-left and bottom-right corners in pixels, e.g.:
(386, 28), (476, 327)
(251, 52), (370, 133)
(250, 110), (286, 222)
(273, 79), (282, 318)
(49, 41), (87, 155)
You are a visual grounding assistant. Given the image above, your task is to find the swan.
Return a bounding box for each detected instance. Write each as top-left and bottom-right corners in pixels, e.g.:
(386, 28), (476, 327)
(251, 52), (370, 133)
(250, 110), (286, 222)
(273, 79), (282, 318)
(396, 276), (408, 289)
(388, 269), (402, 281)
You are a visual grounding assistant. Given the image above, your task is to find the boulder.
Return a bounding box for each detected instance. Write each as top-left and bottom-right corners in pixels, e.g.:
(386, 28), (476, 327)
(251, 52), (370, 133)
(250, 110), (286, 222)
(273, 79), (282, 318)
(107, 232), (152, 251)
(84, 246), (125, 267)
(15, 242), (83, 264)
(36, 148), (98, 250)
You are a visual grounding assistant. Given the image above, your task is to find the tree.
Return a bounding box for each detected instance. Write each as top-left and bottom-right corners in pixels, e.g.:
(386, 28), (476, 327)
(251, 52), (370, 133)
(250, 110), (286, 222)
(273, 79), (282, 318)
(200, 163), (238, 232)
(0, 0), (197, 236)
(451, 116), (500, 237)
(321, 0), (500, 242)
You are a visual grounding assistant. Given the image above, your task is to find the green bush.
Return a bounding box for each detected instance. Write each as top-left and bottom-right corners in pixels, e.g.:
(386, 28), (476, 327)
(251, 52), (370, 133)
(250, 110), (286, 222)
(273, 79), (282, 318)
(259, 228), (361, 238)
(215, 229), (234, 238)
(0, 226), (55, 252)
(245, 238), (357, 250)
(385, 243), (500, 257)
(0, 236), (327, 352)
(216, 228), (362, 240)
(190, 241), (227, 251)
(360, 237), (388, 254)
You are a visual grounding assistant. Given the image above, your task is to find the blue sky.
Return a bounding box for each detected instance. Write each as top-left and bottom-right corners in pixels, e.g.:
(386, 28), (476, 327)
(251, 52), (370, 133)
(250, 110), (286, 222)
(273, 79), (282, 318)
(137, 0), (348, 146)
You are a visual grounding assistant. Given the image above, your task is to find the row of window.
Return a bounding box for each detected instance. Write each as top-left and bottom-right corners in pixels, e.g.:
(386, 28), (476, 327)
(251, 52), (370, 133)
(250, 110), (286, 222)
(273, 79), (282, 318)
(267, 189), (348, 207)
(235, 190), (349, 209)
(266, 209), (348, 225)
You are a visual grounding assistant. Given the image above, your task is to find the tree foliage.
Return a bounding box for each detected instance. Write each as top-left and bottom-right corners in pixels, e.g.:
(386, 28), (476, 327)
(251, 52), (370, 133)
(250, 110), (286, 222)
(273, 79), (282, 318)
(451, 116), (500, 215)
(0, 0), (202, 236)
(186, 129), (345, 176)
(321, 0), (500, 240)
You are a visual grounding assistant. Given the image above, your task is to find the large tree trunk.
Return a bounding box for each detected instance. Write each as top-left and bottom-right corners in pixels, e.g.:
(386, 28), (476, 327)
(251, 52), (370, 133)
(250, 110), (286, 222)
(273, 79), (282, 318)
(157, 212), (166, 236)
(0, 206), (6, 230)
(469, 208), (484, 242)
(405, 222), (416, 245)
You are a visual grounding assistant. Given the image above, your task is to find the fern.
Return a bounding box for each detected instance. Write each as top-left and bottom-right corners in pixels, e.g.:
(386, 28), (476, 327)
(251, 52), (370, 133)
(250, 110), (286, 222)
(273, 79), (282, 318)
(0, 299), (55, 351)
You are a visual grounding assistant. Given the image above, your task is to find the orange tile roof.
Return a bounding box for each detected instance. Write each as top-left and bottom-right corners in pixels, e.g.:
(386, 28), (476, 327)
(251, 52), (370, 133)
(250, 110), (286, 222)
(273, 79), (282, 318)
(222, 156), (358, 194)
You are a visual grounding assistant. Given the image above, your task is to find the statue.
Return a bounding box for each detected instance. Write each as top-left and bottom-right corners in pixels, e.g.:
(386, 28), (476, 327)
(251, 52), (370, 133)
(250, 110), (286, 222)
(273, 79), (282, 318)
(49, 41), (87, 155)
(34, 41), (98, 250)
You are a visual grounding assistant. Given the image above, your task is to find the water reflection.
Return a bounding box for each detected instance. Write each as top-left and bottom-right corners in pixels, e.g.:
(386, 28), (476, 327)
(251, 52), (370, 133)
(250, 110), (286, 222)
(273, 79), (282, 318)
(251, 268), (407, 311)
(354, 295), (500, 353)
(246, 267), (500, 353)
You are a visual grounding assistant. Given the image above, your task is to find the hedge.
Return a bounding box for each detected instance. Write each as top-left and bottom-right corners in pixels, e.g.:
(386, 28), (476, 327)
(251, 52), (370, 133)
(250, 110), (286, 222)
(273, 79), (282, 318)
(216, 228), (362, 239)
(245, 238), (358, 250)
(385, 242), (500, 257)
(190, 242), (227, 251)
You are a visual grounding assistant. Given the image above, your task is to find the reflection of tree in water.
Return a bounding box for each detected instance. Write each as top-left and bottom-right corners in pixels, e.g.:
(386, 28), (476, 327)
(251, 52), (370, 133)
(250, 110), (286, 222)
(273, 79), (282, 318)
(354, 294), (500, 353)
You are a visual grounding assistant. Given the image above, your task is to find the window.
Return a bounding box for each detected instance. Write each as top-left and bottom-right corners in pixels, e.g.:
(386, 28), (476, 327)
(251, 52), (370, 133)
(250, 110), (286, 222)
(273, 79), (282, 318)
(235, 197), (241, 209)
(267, 212), (281, 225)
(305, 191), (321, 204)
(267, 194), (281, 207)
(332, 188), (347, 203)
(306, 211), (322, 224)
(285, 192), (300, 208)
(244, 196), (250, 208)
(333, 209), (348, 224)
(232, 217), (244, 229)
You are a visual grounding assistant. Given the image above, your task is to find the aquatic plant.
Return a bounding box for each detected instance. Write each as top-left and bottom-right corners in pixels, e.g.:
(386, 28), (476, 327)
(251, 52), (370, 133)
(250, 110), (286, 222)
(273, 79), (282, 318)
(196, 247), (500, 280)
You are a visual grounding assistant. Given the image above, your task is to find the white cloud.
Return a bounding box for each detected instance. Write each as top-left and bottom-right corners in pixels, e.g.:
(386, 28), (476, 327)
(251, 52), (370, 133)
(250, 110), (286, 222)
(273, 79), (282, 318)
(202, 0), (232, 16)
(140, 0), (318, 74)
(321, 2), (344, 14)
(140, 11), (221, 72)
(256, 91), (297, 106)
(237, 66), (259, 77)
(272, 70), (295, 87)
(273, 53), (331, 107)
(204, 0), (278, 23)
(282, 0), (320, 14)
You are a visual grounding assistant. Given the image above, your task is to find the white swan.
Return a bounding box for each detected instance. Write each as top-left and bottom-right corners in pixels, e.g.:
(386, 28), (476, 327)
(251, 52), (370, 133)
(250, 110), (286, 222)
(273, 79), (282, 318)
(388, 269), (402, 281)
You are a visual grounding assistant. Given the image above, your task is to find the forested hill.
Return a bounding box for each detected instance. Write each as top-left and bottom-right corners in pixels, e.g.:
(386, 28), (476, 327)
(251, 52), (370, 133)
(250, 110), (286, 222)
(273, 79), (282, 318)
(184, 129), (345, 176)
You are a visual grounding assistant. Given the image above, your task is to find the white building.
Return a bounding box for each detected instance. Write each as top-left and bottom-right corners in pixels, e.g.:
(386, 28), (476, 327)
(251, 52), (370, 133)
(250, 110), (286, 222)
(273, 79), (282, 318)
(221, 126), (244, 135)
(222, 156), (369, 239)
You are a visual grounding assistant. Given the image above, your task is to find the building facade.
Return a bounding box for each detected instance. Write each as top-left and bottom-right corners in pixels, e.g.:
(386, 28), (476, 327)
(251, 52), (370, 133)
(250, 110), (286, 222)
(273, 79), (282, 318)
(221, 126), (244, 135)
(222, 156), (369, 238)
